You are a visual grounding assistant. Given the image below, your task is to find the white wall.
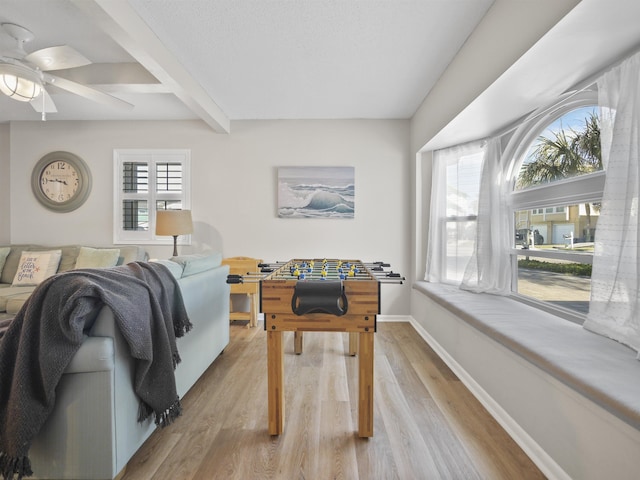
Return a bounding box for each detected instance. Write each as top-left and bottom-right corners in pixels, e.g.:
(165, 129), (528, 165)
(0, 124), (9, 244)
(8, 118), (411, 314)
(408, 0), (580, 286)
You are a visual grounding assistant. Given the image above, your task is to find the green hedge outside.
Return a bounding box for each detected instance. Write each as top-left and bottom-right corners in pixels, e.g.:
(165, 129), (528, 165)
(518, 259), (592, 277)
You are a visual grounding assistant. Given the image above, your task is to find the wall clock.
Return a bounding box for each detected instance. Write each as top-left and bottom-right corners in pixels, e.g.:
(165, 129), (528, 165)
(31, 151), (92, 212)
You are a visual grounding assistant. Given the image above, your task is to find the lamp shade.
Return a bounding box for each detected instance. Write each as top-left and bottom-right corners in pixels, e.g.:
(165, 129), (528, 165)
(0, 63), (42, 102)
(156, 209), (193, 236)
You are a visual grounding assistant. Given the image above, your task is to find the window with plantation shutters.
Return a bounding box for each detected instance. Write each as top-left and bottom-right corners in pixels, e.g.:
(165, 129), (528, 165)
(114, 149), (190, 245)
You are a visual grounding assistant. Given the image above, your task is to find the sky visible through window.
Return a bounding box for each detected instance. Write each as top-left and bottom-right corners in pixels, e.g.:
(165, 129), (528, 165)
(543, 106), (598, 137)
(446, 151), (483, 217)
(518, 105), (601, 180)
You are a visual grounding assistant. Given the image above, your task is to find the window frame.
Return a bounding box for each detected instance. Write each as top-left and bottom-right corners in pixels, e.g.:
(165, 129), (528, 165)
(113, 149), (191, 245)
(504, 90), (603, 321)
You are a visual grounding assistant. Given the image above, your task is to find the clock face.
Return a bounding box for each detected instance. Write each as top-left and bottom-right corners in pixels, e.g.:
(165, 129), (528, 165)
(31, 151), (92, 212)
(39, 161), (80, 203)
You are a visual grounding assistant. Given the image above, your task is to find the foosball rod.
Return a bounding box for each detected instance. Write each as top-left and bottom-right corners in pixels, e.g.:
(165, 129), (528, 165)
(377, 278), (405, 284)
(226, 274), (263, 284)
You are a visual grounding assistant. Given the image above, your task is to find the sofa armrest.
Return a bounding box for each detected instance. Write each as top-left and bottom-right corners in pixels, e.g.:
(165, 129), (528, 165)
(64, 336), (114, 374)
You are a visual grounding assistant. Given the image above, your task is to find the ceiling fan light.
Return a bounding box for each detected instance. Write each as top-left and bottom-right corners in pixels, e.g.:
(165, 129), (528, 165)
(0, 74), (42, 101)
(0, 64), (42, 102)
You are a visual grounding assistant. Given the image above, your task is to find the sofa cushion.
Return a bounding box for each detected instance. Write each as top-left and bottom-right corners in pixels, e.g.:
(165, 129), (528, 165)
(0, 247), (9, 278)
(75, 247), (121, 269)
(116, 245), (149, 265)
(170, 252), (222, 277)
(5, 292), (34, 315)
(54, 245), (82, 273)
(0, 287), (36, 313)
(12, 250), (62, 287)
(151, 259), (184, 279)
(0, 245), (34, 284)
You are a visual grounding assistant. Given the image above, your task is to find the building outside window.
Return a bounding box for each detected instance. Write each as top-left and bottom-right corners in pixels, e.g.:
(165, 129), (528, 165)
(114, 149), (191, 245)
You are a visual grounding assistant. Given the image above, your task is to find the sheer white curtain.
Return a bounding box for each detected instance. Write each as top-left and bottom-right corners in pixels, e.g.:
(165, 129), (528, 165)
(461, 137), (512, 294)
(424, 149), (448, 282)
(425, 141), (485, 283)
(584, 51), (640, 357)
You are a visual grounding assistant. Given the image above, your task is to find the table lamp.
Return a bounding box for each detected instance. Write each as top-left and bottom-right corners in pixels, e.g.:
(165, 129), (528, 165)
(155, 209), (193, 256)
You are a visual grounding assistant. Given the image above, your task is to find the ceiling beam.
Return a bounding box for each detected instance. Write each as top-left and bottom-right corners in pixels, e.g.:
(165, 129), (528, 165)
(71, 0), (230, 133)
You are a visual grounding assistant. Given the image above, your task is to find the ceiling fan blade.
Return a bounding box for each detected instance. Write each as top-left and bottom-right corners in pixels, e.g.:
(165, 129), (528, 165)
(25, 45), (91, 71)
(30, 89), (57, 113)
(45, 73), (134, 110)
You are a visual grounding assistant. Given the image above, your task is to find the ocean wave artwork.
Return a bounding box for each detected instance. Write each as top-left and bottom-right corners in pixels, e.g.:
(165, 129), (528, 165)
(278, 166), (355, 218)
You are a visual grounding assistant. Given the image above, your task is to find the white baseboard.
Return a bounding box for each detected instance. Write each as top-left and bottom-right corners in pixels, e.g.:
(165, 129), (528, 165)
(407, 316), (571, 480)
(377, 314), (412, 322)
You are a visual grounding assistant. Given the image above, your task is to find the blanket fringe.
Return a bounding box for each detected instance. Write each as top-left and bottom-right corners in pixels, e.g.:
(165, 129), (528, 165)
(137, 397), (182, 428)
(0, 452), (33, 480)
(174, 319), (193, 338)
(172, 351), (182, 369)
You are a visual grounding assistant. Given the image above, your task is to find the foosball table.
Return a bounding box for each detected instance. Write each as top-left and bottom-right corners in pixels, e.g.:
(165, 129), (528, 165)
(227, 258), (403, 437)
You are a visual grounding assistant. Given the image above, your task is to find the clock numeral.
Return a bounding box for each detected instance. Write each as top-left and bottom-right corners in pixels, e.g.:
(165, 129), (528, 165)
(57, 162), (66, 170)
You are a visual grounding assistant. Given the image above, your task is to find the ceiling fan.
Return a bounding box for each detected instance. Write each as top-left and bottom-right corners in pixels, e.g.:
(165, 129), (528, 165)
(0, 22), (133, 119)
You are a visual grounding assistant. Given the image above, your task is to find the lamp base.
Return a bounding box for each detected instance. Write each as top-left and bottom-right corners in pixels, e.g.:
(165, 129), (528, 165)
(172, 235), (179, 257)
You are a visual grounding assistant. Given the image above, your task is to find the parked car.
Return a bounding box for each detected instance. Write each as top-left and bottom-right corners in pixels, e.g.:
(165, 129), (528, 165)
(515, 228), (544, 247)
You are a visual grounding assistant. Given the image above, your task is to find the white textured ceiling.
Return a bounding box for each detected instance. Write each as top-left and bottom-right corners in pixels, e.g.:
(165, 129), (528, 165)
(0, 0), (493, 125)
(126, 0), (493, 119)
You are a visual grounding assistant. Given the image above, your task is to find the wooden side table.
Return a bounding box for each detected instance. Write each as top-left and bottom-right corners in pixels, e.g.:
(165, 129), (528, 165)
(222, 256), (261, 328)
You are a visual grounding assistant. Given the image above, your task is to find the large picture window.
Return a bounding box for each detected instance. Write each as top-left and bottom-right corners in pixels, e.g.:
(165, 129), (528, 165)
(508, 92), (603, 320)
(426, 91), (605, 322)
(425, 141), (485, 284)
(425, 51), (640, 354)
(113, 149), (191, 245)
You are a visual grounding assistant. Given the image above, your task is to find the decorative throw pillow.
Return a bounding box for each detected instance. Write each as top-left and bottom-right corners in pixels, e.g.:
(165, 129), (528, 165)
(0, 247), (10, 277)
(74, 247), (121, 269)
(12, 250), (62, 287)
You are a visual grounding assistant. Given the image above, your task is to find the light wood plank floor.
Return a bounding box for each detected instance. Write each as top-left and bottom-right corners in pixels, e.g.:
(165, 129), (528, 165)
(122, 322), (545, 480)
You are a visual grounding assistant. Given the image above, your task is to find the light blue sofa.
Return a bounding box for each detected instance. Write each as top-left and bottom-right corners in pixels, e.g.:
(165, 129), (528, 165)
(22, 252), (230, 480)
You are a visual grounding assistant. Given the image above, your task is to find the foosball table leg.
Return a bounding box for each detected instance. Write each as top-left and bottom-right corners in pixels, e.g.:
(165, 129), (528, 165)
(348, 332), (358, 356)
(267, 330), (285, 435)
(358, 331), (374, 437)
(294, 331), (303, 354)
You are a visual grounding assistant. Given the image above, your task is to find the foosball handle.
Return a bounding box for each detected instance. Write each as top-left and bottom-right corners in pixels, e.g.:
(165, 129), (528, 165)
(226, 275), (244, 284)
(373, 261), (391, 267)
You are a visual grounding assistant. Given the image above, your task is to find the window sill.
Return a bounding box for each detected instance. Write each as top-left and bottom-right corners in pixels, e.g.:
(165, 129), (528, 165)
(413, 281), (640, 431)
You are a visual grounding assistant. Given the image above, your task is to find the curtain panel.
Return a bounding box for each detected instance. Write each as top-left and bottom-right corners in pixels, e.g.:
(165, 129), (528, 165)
(584, 51), (640, 357)
(425, 141), (485, 284)
(460, 137), (512, 295)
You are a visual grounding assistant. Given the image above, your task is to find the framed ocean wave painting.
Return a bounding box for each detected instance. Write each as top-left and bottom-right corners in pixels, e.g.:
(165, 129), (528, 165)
(278, 166), (355, 218)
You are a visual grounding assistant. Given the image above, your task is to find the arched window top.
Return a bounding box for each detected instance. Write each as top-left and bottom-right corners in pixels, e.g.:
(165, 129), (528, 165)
(506, 90), (603, 191)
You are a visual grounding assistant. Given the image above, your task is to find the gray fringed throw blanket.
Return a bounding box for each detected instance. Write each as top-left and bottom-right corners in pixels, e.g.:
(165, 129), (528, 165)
(0, 261), (192, 480)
